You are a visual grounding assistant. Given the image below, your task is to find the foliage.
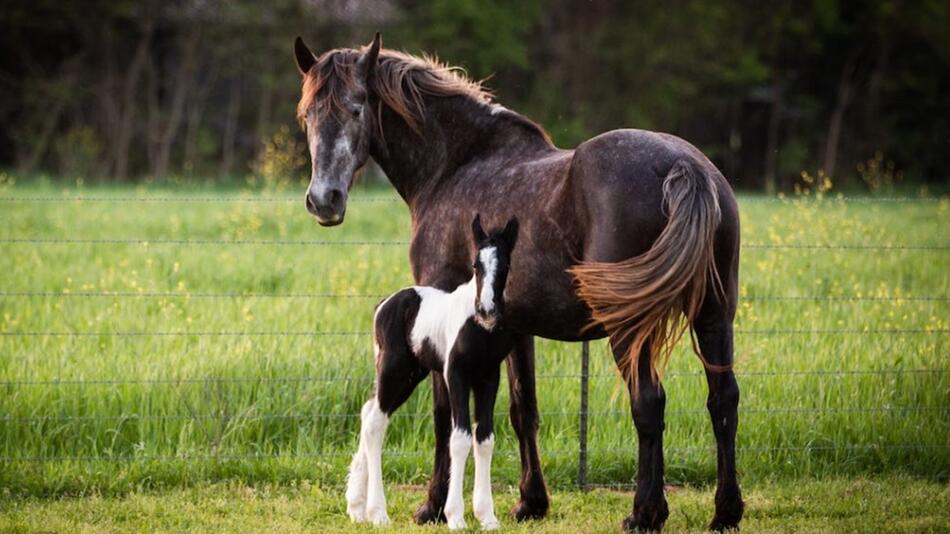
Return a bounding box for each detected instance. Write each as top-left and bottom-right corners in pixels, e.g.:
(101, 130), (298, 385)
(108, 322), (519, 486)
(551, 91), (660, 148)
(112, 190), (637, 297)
(0, 1), (947, 190)
(250, 125), (308, 192)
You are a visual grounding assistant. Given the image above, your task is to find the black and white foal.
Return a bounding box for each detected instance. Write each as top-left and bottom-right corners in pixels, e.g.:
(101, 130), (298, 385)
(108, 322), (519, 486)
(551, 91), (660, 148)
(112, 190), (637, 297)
(346, 215), (519, 530)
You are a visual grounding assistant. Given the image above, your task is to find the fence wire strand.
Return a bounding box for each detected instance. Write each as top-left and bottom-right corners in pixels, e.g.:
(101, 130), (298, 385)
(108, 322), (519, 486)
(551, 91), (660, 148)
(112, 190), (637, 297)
(2, 328), (946, 337)
(3, 405), (946, 423)
(2, 444), (945, 464)
(1, 237), (947, 250)
(0, 291), (946, 302)
(0, 367), (945, 387)
(0, 195), (943, 204)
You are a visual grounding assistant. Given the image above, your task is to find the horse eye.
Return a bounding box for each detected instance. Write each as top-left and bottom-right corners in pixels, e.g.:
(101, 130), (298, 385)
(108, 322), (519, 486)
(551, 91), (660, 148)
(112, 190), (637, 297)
(350, 105), (362, 119)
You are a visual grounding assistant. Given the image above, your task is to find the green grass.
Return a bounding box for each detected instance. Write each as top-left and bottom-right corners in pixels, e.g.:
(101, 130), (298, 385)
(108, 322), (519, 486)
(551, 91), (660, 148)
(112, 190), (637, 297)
(0, 182), (948, 503)
(1, 477), (948, 532)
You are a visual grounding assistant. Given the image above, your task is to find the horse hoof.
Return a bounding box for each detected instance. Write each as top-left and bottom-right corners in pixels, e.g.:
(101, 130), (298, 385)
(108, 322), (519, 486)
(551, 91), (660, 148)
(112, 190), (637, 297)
(347, 509), (367, 523)
(511, 497), (549, 521)
(710, 485), (744, 531)
(621, 510), (667, 532)
(480, 519), (500, 530)
(413, 501), (446, 525)
(708, 517), (740, 532)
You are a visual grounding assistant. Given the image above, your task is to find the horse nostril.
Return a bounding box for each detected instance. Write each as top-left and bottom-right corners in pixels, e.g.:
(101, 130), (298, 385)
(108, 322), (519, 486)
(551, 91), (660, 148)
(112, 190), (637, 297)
(305, 192), (319, 215)
(327, 189), (345, 210)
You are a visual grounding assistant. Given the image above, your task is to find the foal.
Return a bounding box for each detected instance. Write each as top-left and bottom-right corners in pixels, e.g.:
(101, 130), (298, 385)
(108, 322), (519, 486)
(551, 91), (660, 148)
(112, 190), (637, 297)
(347, 215), (519, 530)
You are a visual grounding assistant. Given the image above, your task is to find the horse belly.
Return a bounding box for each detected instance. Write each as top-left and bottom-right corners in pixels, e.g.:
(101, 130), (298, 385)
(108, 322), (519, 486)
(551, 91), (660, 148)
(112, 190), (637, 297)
(504, 273), (601, 342)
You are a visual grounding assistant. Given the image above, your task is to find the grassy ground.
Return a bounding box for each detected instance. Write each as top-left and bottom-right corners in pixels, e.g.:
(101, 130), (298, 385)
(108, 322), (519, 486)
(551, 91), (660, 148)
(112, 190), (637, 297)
(0, 181), (947, 525)
(1, 476), (947, 533)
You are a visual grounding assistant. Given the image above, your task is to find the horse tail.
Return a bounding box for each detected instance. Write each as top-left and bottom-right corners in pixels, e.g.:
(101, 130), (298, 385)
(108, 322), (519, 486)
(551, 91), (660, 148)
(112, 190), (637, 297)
(569, 159), (726, 395)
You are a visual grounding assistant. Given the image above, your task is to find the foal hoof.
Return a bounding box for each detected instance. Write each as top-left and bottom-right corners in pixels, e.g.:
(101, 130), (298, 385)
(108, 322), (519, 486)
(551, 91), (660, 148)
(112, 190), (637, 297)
(511, 496), (549, 521)
(413, 500), (446, 525)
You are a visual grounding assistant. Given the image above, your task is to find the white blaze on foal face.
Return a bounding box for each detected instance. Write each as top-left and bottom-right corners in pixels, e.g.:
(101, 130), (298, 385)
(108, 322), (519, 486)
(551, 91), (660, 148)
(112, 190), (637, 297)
(478, 246), (499, 315)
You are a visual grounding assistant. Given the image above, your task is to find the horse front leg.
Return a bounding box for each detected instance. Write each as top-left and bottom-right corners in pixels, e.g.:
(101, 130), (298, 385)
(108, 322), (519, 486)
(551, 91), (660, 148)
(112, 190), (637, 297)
(618, 341), (669, 532)
(505, 334), (550, 520)
(414, 371), (451, 524)
(695, 318), (744, 531)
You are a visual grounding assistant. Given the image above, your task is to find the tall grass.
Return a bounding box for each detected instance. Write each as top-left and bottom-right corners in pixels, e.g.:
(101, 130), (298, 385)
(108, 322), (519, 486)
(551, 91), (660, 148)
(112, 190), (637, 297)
(0, 184), (947, 496)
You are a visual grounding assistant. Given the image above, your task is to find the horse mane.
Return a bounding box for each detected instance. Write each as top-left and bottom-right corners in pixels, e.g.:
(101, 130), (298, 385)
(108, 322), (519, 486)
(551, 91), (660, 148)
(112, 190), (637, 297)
(297, 46), (551, 143)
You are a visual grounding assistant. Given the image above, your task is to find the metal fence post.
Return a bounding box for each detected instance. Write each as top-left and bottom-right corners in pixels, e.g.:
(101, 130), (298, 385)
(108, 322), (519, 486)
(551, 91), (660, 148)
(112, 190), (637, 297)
(578, 340), (590, 491)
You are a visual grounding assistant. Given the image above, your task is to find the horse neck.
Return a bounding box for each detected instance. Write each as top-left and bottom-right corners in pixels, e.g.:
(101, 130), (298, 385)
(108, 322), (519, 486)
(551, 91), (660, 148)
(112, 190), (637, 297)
(369, 95), (553, 210)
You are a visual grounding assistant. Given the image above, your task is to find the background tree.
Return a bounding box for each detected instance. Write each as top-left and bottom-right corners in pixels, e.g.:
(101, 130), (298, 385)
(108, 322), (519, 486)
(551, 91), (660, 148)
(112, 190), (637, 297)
(0, 0), (946, 190)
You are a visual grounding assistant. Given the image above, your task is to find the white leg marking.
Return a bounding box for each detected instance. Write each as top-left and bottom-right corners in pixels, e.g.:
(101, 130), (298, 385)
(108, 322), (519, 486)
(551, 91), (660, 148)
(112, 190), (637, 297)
(473, 433), (499, 530)
(445, 428), (472, 530)
(345, 400), (372, 522)
(362, 399), (391, 525)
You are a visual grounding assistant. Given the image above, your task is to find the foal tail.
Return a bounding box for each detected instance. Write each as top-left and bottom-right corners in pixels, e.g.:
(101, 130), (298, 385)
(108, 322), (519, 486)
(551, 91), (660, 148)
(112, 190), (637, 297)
(569, 159), (726, 394)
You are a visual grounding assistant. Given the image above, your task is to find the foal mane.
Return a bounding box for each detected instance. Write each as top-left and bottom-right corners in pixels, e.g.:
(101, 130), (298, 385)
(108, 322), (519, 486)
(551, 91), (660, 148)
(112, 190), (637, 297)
(297, 45), (550, 142)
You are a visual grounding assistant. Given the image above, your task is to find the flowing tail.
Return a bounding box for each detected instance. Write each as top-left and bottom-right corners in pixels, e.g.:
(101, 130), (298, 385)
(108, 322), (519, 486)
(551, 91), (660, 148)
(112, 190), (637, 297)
(569, 159), (726, 394)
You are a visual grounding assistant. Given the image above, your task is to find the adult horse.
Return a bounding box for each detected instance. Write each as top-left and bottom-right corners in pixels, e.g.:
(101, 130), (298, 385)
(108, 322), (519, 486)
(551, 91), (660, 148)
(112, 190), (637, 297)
(293, 34), (744, 531)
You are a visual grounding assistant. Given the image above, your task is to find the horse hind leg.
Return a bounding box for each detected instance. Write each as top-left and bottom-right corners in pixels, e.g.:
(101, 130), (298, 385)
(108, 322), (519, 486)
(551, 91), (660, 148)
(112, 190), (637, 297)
(618, 340), (670, 532)
(356, 340), (426, 525)
(695, 306), (744, 530)
(345, 399), (372, 522)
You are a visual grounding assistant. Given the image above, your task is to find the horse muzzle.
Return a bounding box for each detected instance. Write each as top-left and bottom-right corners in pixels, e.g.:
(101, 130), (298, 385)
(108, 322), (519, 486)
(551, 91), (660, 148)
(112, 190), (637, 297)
(305, 187), (347, 226)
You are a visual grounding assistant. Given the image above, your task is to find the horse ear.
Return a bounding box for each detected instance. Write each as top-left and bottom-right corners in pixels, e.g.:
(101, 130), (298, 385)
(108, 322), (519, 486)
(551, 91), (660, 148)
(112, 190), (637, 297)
(501, 217), (519, 249)
(294, 36), (316, 76)
(357, 32), (381, 82)
(472, 214), (487, 243)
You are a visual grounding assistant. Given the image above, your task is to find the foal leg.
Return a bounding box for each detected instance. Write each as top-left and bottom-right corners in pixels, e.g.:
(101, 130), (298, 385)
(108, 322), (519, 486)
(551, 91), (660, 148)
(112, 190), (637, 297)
(351, 345), (426, 525)
(618, 341), (670, 532)
(695, 313), (744, 530)
(414, 371), (451, 524)
(505, 334), (550, 520)
(444, 368), (473, 531)
(346, 399), (371, 522)
(472, 368), (502, 530)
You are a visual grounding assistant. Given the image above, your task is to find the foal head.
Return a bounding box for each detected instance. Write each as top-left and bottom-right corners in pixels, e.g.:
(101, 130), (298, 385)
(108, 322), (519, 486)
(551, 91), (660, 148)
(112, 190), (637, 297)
(294, 34), (380, 226)
(471, 215), (519, 329)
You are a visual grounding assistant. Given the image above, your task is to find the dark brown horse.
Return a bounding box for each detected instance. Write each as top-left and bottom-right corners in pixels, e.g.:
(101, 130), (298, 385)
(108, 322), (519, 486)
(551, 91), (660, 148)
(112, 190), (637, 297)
(294, 33), (744, 532)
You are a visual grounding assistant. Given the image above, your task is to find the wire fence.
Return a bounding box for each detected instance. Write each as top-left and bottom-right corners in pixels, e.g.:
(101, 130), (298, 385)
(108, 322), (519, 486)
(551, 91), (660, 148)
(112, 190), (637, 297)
(1, 237), (948, 250)
(1, 193), (948, 491)
(0, 195), (945, 204)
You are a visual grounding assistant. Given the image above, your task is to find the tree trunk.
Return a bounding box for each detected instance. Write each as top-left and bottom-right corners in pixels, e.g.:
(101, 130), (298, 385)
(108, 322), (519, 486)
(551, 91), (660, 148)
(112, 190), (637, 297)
(152, 30), (200, 180)
(112, 21), (153, 180)
(254, 69), (274, 155)
(822, 53), (858, 180)
(763, 81), (783, 195)
(183, 62), (218, 177)
(218, 78), (242, 177)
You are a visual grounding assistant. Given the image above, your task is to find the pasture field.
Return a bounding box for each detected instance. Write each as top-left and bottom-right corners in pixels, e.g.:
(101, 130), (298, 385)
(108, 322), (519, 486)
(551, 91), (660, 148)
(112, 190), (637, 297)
(1, 476), (948, 532)
(0, 182), (947, 517)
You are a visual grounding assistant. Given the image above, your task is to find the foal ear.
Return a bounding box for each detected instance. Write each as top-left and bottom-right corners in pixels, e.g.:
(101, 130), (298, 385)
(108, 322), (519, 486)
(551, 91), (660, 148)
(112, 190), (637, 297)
(471, 214), (487, 243)
(501, 217), (519, 249)
(357, 32), (382, 82)
(294, 36), (316, 76)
